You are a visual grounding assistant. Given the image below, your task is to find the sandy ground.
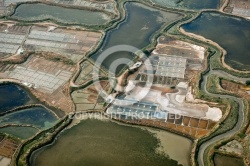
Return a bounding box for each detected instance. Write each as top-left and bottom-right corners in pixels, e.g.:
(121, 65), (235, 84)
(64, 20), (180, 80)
(219, 140), (243, 155)
(0, 156), (11, 166)
(206, 107), (222, 121)
(124, 83), (222, 121)
(185, 86), (222, 121)
(177, 82), (188, 89)
(220, 0), (230, 11)
(153, 40), (205, 60)
(186, 86), (214, 104)
(175, 95), (185, 103)
(175, 40), (205, 60)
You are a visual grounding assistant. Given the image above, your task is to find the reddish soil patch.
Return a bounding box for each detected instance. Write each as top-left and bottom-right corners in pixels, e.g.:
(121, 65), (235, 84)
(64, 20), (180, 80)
(87, 95), (98, 103)
(189, 118), (199, 128)
(198, 119), (208, 129)
(190, 127), (197, 137)
(196, 129), (209, 138)
(183, 117), (190, 126)
(87, 87), (98, 94)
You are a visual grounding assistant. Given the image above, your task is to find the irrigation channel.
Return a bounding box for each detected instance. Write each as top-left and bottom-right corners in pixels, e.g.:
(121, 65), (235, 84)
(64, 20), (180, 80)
(197, 68), (248, 166)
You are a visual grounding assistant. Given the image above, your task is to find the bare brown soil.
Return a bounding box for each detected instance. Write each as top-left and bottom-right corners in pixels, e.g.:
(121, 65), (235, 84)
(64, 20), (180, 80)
(198, 119), (208, 129)
(0, 137), (20, 158)
(87, 95), (98, 103)
(189, 118), (199, 128)
(183, 117), (190, 126)
(221, 80), (250, 99)
(196, 129), (209, 138)
(31, 82), (74, 114)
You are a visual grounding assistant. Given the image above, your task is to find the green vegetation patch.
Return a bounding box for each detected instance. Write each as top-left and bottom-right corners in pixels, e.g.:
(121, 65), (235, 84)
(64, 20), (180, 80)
(0, 126), (39, 140)
(33, 119), (181, 166)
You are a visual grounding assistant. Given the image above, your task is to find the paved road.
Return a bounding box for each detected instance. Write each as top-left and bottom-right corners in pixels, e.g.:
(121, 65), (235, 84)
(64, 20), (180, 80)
(197, 69), (247, 166)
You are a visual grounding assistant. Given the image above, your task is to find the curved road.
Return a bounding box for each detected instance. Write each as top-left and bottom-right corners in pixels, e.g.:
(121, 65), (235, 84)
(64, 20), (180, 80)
(197, 69), (247, 166)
